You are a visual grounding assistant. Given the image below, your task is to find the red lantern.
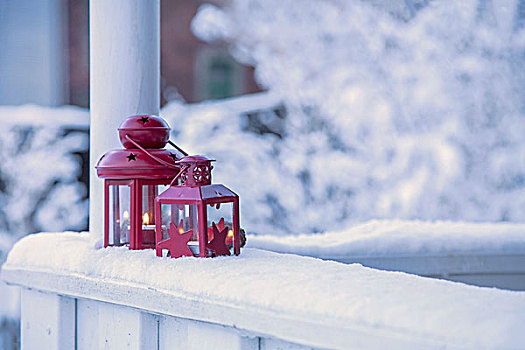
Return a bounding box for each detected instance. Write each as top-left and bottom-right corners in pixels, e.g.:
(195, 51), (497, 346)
(96, 115), (183, 249)
(155, 155), (241, 258)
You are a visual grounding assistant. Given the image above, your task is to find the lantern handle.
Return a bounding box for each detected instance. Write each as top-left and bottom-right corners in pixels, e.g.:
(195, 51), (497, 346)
(124, 134), (179, 169)
(167, 140), (189, 157)
(169, 165), (189, 187)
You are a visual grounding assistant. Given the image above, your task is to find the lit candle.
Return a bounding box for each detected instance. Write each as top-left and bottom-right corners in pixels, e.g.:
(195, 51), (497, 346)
(142, 212), (156, 230)
(226, 229), (234, 245)
(141, 212), (156, 246)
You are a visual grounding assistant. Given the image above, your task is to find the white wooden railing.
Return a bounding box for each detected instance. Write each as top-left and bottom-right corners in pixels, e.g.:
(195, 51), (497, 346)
(247, 221), (525, 291)
(3, 232), (525, 350)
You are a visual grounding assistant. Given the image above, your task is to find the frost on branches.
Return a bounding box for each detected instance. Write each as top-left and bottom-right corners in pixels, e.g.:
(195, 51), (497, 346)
(185, 0), (525, 235)
(0, 105), (89, 238)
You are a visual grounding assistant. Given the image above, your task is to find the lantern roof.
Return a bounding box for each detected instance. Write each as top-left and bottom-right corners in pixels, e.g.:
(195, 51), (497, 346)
(175, 155), (215, 164)
(96, 148), (180, 179)
(156, 184), (238, 203)
(119, 115), (169, 130)
(118, 115), (170, 149)
(175, 155), (216, 187)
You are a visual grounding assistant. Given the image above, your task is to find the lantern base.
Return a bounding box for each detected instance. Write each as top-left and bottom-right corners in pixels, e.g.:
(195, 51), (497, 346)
(186, 242), (236, 257)
(142, 228), (156, 247)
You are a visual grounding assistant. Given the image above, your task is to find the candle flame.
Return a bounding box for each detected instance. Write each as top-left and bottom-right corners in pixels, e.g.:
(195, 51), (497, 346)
(143, 212), (149, 225)
(179, 227), (184, 234)
(123, 210), (129, 220)
(227, 230), (234, 238)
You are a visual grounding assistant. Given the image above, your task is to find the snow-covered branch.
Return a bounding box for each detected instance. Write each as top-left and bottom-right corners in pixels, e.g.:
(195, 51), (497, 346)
(187, 0), (525, 234)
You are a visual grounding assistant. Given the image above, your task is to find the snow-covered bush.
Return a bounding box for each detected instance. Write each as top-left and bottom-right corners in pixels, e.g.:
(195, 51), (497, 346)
(183, 0), (525, 234)
(0, 105), (89, 350)
(0, 105), (89, 238)
(0, 232), (19, 350)
(162, 93), (288, 234)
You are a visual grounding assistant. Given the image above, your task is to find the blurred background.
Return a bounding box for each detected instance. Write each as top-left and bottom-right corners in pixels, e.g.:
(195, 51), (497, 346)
(0, 0), (262, 108)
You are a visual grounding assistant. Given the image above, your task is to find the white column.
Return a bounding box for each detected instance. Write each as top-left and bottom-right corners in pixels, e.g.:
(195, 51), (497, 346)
(89, 0), (160, 240)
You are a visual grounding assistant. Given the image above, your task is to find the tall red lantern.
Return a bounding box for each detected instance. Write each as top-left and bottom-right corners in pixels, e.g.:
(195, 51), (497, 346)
(155, 155), (241, 258)
(96, 115), (183, 249)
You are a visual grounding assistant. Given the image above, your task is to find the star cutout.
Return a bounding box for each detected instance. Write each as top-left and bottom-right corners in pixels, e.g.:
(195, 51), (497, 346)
(169, 154), (178, 162)
(157, 221), (193, 258)
(139, 116), (149, 124)
(207, 218), (234, 245)
(207, 222), (231, 257)
(127, 153), (137, 161)
(207, 217), (224, 241)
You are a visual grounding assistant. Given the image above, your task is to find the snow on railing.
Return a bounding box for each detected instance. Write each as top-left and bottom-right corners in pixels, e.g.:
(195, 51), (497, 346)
(3, 232), (525, 350)
(247, 220), (525, 290)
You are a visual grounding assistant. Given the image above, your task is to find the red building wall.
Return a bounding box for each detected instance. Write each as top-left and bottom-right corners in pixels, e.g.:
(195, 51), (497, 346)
(67, 0), (262, 108)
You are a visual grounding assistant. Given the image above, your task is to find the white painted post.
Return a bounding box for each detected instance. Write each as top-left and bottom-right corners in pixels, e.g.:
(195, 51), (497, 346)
(77, 299), (100, 350)
(187, 320), (259, 350)
(158, 315), (188, 349)
(20, 289), (75, 350)
(89, 0), (160, 240)
(97, 302), (158, 349)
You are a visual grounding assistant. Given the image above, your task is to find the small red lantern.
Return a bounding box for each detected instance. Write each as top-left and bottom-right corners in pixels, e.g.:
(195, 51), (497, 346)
(96, 115), (183, 249)
(155, 155), (241, 258)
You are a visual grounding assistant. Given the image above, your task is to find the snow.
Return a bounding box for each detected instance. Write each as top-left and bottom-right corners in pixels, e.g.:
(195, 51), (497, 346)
(246, 220), (525, 257)
(161, 93), (287, 235)
(0, 104), (89, 345)
(186, 0), (525, 235)
(0, 233), (19, 320)
(0, 104), (89, 237)
(3, 231), (525, 349)
(0, 104), (89, 127)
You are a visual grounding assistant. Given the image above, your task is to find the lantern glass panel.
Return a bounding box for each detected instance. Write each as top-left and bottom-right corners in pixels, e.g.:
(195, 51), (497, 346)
(108, 184), (130, 246)
(207, 202), (234, 246)
(141, 184), (169, 247)
(160, 204), (199, 241)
